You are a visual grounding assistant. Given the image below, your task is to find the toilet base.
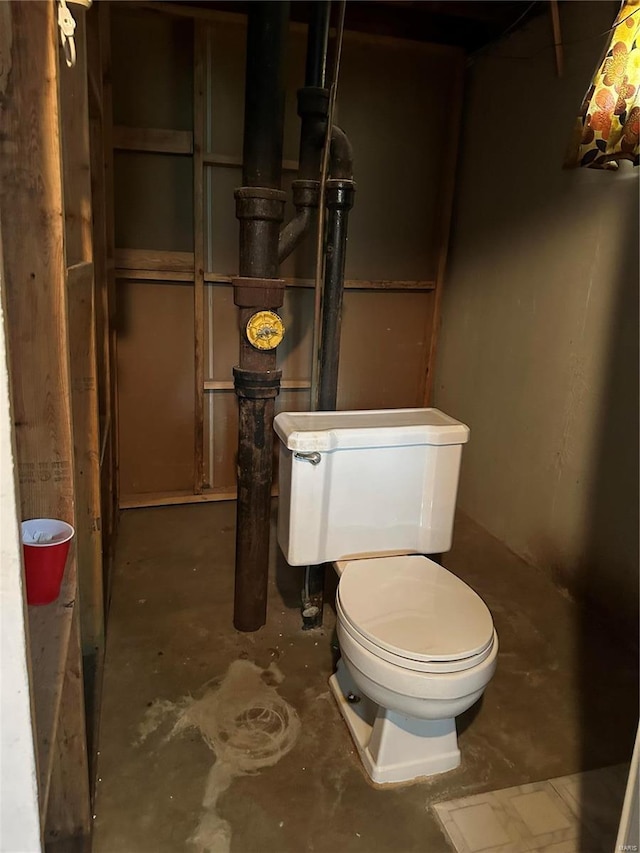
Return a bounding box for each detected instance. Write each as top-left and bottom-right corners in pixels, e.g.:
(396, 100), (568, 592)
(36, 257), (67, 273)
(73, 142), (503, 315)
(329, 660), (461, 785)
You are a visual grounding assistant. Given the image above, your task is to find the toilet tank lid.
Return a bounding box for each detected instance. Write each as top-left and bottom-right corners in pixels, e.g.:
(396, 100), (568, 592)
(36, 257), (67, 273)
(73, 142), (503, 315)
(274, 408), (470, 452)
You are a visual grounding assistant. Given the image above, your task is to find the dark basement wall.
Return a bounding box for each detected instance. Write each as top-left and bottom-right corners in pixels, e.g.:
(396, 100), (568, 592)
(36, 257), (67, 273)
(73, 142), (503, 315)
(435, 1), (639, 641)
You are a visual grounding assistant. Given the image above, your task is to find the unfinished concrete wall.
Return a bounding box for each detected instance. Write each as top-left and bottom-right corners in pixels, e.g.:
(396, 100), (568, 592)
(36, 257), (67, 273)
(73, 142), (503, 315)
(435, 1), (639, 638)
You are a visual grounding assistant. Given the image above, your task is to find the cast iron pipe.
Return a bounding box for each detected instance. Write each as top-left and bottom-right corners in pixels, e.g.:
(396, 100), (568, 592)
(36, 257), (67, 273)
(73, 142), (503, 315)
(233, 1), (289, 633)
(305, 0), (331, 88)
(278, 1), (331, 264)
(317, 178), (355, 410)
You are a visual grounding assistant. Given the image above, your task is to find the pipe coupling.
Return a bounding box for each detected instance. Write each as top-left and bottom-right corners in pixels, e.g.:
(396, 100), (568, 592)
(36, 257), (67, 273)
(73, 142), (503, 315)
(325, 179), (356, 210)
(233, 276), (285, 309)
(233, 367), (282, 399)
(235, 187), (287, 223)
(297, 86), (330, 119)
(292, 179), (320, 209)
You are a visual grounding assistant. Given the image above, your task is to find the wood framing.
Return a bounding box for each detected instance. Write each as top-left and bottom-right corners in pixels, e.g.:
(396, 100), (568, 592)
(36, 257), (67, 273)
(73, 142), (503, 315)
(60, 9), (104, 664)
(115, 247), (195, 272)
(66, 261), (103, 661)
(110, 2), (464, 507)
(113, 125), (194, 155)
(43, 606), (91, 849)
(99, 0), (120, 559)
(87, 5), (116, 578)
(0, 1), (92, 844)
(193, 23), (206, 494)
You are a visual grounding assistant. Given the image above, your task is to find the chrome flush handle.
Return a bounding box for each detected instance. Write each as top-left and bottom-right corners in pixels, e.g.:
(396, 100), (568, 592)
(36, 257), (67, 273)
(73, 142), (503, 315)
(294, 451), (322, 465)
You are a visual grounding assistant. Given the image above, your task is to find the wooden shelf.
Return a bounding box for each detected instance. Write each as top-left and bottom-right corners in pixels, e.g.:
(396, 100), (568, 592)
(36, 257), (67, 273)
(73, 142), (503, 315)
(27, 554), (78, 818)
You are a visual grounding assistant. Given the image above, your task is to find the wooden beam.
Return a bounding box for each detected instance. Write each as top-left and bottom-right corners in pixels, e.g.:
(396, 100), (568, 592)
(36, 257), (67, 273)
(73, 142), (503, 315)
(115, 247), (195, 272)
(113, 125), (194, 155)
(116, 268), (195, 282)
(203, 271), (436, 290)
(120, 485), (279, 509)
(115, 256), (435, 291)
(193, 24), (205, 495)
(0, 0), (76, 516)
(202, 151), (299, 172)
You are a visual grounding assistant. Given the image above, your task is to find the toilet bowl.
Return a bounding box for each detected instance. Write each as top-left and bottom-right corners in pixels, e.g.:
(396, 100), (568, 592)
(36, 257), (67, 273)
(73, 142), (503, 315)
(328, 554), (497, 785)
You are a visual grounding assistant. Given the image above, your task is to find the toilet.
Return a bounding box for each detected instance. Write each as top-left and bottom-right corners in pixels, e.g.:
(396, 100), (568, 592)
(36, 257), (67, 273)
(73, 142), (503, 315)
(274, 407), (498, 786)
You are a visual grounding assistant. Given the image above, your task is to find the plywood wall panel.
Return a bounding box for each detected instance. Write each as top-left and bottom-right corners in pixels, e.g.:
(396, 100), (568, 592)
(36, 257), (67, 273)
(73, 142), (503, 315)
(111, 7), (193, 130)
(337, 39), (461, 281)
(117, 279), (195, 496)
(114, 151), (193, 251)
(207, 164), (239, 274)
(277, 288), (314, 381)
(209, 21), (245, 156)
(207, 283), (237, 381)
(337, 290), (435, 410)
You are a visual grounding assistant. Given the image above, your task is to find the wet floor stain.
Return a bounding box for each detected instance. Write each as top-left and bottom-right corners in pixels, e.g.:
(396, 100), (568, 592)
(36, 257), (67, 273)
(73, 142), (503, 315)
(136, 659), (301, 853)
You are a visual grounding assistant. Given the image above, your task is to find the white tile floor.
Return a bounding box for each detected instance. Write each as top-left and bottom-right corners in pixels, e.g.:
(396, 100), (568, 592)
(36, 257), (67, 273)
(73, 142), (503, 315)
(433, 764), (629, 853)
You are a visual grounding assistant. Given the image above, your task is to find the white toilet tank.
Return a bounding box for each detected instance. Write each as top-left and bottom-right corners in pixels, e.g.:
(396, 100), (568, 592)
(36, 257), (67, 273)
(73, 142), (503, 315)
(274, 408), (470, 566)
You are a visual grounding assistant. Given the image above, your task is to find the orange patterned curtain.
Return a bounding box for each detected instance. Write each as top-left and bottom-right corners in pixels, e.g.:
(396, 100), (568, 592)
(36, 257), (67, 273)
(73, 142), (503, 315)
(566, 1), (640, 169)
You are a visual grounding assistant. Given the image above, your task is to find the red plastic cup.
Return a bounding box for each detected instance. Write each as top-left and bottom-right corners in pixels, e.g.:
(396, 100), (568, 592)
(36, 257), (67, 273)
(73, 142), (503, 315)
(21, 519), (75, 606)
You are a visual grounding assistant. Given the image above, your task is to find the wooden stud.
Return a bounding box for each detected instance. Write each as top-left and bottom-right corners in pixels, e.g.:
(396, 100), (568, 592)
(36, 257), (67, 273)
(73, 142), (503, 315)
(0, 2), (90, 839)
(44, 605), (91, 849)
(120, 485), (279, 510)
(549, 0), (564, 78)
(59, 11), (92, 267)
(86, 4), (114, 575)
(28, 555), (78, 820)
(99, 0), (120, 554)
(193, 23), (206, 494)
(66, 261), (104, 663)
(59, 6), (104, 666)
(422, 53), (465, 405)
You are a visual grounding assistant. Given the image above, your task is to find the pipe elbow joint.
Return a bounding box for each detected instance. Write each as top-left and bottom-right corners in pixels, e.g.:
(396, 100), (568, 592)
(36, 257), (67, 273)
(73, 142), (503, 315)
(330, 125), (354, 180)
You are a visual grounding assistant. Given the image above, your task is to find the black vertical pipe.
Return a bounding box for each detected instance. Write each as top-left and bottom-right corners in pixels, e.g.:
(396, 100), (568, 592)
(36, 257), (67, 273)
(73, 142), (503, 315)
(305, 1), (331, 88)
(317, 179), (355, 411)
(295, 2), (331, 629)
(233, 1), (289, 632)
(243, 3), (289, 188)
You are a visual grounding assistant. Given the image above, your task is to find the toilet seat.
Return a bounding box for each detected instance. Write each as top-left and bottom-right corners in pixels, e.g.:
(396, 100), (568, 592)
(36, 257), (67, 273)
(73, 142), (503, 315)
(337, 555), (494, 672)
(337, 598), (496, 674)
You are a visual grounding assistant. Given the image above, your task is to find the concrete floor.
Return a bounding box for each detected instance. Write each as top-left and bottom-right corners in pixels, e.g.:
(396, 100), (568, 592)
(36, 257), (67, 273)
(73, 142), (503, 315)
(92, 503), (638, 853)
